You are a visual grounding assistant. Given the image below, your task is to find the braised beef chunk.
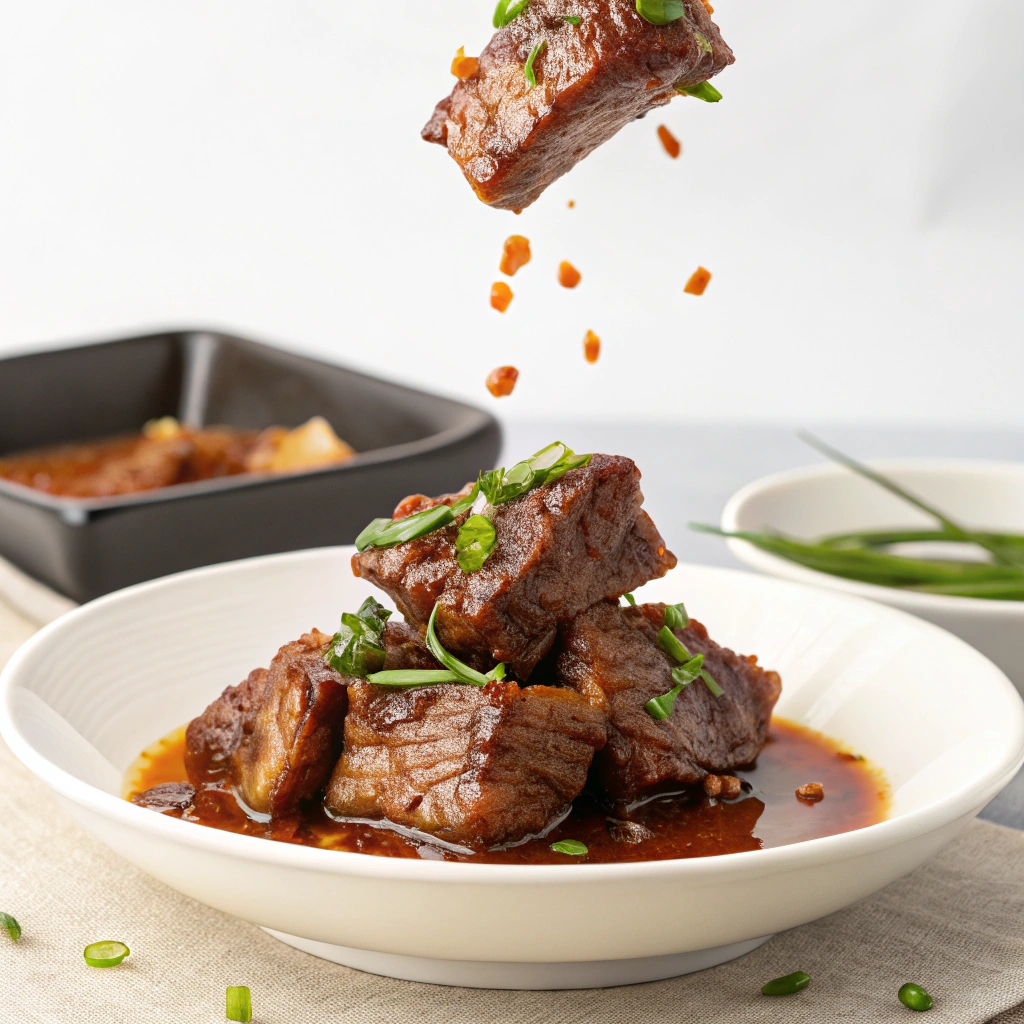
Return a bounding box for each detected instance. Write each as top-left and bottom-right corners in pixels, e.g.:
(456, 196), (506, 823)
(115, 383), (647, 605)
(184, 629), (348, 816)
(556, 602), (781, 809)
(381, 620), (440, 672)
(352, 454), (676, 680)
(422, 0), (733, 211)
(131, 781), (196, 813)
(324, 680), (607, 849)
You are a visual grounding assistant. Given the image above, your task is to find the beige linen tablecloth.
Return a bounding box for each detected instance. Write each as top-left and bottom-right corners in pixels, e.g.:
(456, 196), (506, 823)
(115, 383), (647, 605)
(2, 567), (1024, 1023)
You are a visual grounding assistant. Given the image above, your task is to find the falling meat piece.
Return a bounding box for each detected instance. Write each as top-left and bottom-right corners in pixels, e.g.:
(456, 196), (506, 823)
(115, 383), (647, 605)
(486, 365), (519, 396)
(500, 235), (532, 275)
(352, 454), (677, 680)
(583, 330), (601, 364)
(684, 266), (712, 295)
(490, 283), (514, 313)
(422, 0), (733, 210)
(558, 261), (582, 288)
(555, 602), (781, 810)
(657, 125), (681, 158)
(324, 680), (607, 849)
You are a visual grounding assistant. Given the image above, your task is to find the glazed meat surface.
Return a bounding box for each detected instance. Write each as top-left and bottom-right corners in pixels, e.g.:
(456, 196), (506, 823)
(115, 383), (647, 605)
(352, 454), (677, 680)
(556, 602), (781, 808)
(184, 628), (348, 816)
(423, 0), (733, 210)
(325, 680), (607, 849)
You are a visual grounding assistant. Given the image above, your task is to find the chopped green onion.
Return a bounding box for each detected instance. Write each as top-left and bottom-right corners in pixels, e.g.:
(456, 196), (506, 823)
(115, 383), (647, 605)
(83, 941), (130, 968)
(675, 80), (722, 102)
(1, 912), (21, 942)
(478, 442), (591, 506)
(524, 39), (547, 88)
(426, 602), (505, 686)
(663, 602), (688, 629)
(456, 514), (497, 573)
(646, 655), (704, 718)
(694, 30), (713, 54)
(493, 0), (530, 28)
(562, 14), (581, 24)
(657, 625), (691, 663)
(550, 839), (588, 856)
(226, 986), (253, 1022)
(355, 503), (455, 552)
(635, 0), (685, 26)
(623, 592), (637, 606)
(700, 668), (724, 697)
(324, 597), (392, 677)
(761, 971), (811, 996)
(366, 669), (461, 687)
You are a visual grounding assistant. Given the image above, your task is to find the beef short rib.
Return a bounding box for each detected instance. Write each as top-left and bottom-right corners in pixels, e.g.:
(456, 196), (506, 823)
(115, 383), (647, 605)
(352, 454), (676, 680)
(423, 0), (733, 210)
(556, 602), (781, 808)
(184, 629), (349, 816)
(324, 680), (607, 849)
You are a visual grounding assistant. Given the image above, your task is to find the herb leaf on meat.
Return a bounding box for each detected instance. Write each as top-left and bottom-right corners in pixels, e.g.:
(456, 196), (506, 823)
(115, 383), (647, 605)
(635, 0), (685, 26)
(478, 442), (591, 505)
(456, 514), (497, 573)
(325, 597), (392, 677)
(494, 0), (530, 29)
(675, 80), (722, 102)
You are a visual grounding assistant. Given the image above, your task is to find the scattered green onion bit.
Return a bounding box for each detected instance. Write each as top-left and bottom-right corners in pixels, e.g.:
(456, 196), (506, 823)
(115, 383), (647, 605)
(675, 80), (722, 102)
(226, 986), (253, 1022)
(699, 668), (724, 697)
(324, 597), (392, 677)
(761, 970), (810, 996)
(635, 0), (685, 26)
(694, 30), (713, 54)
(645, 654), (704, 720)
(366, 669), (461, 687)
(623, 592), (637, 606)
(478, 442), (591, 506)
(493, 0), (530, 29)
(663, 602), (688, 629)
(1, 912), (21, 942)
(456, 514), (497, 573)
(426, 602), (505, 687)
(561, 14), (581, 24)
(653, 626), (720, 702)
(355, 502), (455, 552)
(83, 941), (130, 968)
(524, 39), (547, 88)
(550, 839), (588, 856)
(898, 983), (934, 1012)
(657, 625), (691, 664)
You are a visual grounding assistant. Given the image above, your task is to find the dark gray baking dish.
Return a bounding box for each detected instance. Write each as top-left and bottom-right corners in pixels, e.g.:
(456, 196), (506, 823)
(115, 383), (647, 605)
(0, 329), (501, 602)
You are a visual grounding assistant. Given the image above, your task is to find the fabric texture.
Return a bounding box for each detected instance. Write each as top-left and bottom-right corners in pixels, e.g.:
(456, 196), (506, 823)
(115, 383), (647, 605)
(2, 585), (1024, 1021)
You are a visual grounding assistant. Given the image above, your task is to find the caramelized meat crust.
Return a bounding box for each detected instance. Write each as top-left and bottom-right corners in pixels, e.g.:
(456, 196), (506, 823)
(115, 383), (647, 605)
(184, 629), (348, 816)
(422, 0), (733, 210)
(556, 602), (781, 808)
(352, 454), (676, 680)
(131, 781), (196, 813)
(324, 680), (607, 849)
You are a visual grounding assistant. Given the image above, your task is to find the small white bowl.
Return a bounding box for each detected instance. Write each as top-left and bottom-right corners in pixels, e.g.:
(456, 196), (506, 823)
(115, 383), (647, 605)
(722, 460), (1024, 693)
(2, 549), (1023, 990)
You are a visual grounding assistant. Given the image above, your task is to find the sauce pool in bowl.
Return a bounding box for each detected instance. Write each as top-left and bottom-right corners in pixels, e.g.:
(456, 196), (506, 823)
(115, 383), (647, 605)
(125, 718), (888, 865)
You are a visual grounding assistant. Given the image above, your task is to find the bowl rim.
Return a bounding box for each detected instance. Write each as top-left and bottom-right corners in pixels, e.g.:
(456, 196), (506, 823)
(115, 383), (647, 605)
(721, 458), (1024, 616)
(2, 549), (1023, 887)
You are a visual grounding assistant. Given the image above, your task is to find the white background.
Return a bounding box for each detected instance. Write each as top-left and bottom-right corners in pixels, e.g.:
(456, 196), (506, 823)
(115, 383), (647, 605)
(0, 0), (1021, 425)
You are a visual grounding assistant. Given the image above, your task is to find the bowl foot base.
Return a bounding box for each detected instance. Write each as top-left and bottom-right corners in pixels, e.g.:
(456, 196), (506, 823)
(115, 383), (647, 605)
(261, 929), (772, 990)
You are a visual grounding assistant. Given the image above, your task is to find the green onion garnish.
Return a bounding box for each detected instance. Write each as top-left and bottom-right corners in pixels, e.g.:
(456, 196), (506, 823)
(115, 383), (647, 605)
(700, 668), (724, 697)
(623, 592), (637, 606)
(478, 442), (591, 506)
(524, 39), (547, 88)
(83, 941), (130, 968)
(562, 14), (581, 24)
(645, 654), (704, 719)
(657, 625), (691, 663)
(426, 602), (506, 686)
(1, 912), (21, 942)
(761, 971), (811, 997)
(355, 503), (454, 552)
(456, 514), (497, 573)
(493, 0), (530, 29)
(366, 669), (461, 687)
(694, 30), (713, 54)
(635, 0), (685, 26)
(675, 80), (723, 102)
(226, 986), (253, 1022)
(663, 602), (688, 629)
(324, 597), (392, 677)
(550, 839), (588, 856)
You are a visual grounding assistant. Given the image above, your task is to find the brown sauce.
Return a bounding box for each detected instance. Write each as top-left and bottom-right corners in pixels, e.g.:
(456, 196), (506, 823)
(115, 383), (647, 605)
(125, 720), (888, 864)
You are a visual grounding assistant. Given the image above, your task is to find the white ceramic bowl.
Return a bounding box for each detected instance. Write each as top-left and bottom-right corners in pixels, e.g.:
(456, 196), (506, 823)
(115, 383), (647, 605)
(3, 549), (1023, 990)
(723, 459), (1024, 692)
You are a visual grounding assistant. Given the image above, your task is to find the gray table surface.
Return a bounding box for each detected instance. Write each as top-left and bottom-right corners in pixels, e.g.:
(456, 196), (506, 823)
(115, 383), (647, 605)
(501, 419), (1024, 829)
